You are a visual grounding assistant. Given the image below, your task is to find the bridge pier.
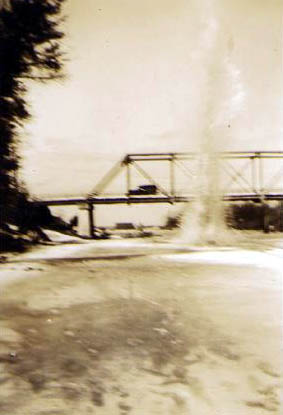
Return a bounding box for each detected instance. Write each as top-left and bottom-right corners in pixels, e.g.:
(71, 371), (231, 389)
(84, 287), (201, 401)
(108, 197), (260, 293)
(87, 203), (95, 238)
(279, 200), (283, 232)
(262, 202), (270, 233)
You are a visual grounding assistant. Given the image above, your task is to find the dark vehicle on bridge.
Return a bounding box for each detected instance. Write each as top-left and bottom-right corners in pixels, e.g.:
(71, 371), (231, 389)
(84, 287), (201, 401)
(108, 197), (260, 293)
(128, 185), (158, 196)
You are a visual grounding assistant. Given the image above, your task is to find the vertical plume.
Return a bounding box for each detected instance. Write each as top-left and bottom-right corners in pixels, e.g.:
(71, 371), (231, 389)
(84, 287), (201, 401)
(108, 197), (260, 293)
(178, 0), (245, 245)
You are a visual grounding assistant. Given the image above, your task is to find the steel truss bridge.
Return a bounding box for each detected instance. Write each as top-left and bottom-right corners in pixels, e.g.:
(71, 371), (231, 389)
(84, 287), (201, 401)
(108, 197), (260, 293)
(36, 151), (283, 236)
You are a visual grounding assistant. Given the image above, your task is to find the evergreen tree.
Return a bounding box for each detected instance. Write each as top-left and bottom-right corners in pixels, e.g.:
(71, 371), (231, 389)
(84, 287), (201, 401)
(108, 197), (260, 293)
(0, 0), (65, 227)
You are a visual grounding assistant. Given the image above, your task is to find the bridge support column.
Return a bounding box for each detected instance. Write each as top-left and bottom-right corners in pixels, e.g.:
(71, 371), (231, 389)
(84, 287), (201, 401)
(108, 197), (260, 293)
(170, 154), (175, 199)
(279, 200), (283, 232)
(87, 203), (95, 238)
(262, 201), (270, 233)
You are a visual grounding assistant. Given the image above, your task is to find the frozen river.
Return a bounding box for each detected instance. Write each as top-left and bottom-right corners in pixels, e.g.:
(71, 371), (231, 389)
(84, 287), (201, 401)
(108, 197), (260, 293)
(0, 231), (282, 414)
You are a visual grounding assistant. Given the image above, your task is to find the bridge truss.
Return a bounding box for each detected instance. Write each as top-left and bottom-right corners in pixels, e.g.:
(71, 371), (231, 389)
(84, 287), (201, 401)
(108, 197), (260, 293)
(88, 151), (283, 202)
(37, 151), (283, 237)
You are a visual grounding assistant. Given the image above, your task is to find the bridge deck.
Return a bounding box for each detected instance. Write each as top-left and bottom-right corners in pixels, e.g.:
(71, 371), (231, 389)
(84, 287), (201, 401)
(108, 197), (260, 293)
(35, 193), (283, 207)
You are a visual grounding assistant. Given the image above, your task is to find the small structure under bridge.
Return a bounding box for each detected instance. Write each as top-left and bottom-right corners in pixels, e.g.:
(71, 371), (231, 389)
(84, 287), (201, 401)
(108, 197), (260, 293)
(35, 151), (283, 237)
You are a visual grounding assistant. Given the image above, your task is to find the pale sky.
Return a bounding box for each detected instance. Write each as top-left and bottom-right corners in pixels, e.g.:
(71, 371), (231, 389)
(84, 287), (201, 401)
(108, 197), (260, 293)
(19, 0), (283, 198)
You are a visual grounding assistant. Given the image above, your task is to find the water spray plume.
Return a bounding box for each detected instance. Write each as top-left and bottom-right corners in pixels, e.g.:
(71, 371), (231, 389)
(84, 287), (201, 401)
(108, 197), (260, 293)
(178, 4), (245, 246)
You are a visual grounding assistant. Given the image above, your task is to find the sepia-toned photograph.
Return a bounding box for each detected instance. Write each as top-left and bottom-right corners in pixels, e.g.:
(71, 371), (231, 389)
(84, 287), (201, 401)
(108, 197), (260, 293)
(0, 0), (282, 414)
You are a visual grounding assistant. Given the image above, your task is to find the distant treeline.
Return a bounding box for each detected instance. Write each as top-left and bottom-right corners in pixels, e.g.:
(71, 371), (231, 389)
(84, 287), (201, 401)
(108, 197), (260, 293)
(164, 202), (283, 231)
(227, 202), (283, 231)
